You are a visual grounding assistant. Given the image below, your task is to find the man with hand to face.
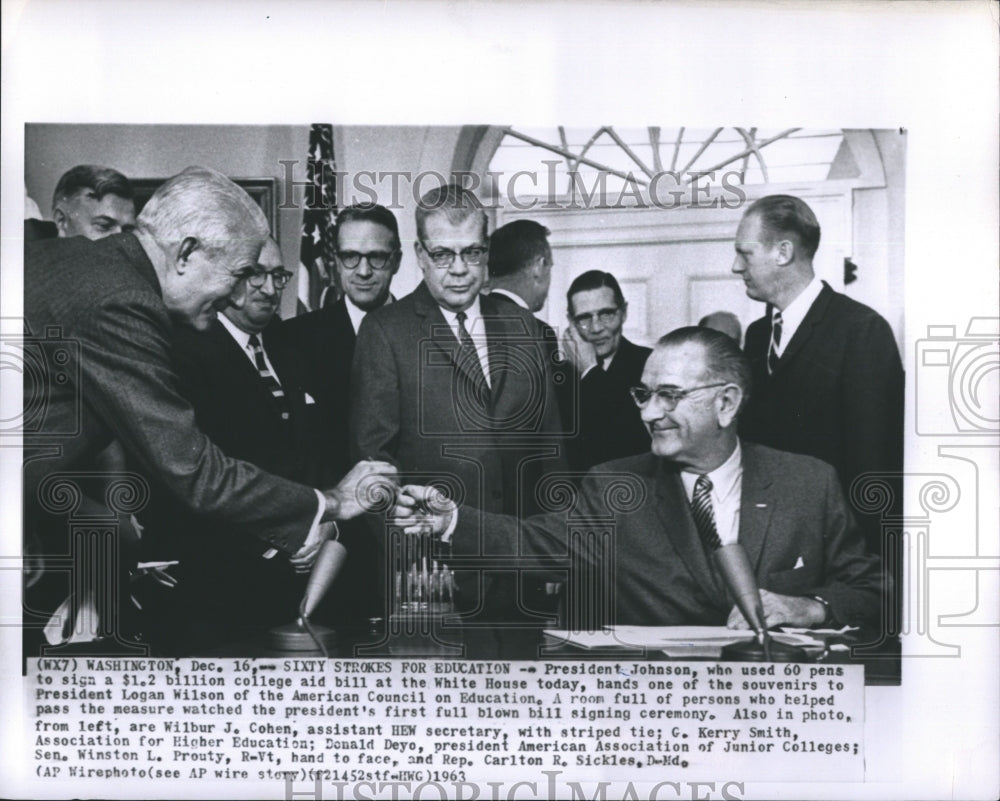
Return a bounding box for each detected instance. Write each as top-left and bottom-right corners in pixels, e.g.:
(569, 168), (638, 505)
(562, 270), (651, 470)
(393, 327), (884, 634)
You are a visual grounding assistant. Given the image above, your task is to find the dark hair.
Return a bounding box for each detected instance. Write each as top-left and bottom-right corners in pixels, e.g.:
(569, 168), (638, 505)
(744, 194), (821, 260)
(415, 183), (486, 241)
(52, 164), (134, 211)
(656, 326), (752, 410)
(488, 219), (550, 278)
(566, 270), (626, 315)
(336, 203), (401, 251)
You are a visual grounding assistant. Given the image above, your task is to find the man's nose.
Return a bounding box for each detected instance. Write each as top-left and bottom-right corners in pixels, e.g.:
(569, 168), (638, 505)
(355, 257), (374, 277)
(731, 255), (744, 274)
(449, 258), (470, 276)
(639, 398), (664, 424)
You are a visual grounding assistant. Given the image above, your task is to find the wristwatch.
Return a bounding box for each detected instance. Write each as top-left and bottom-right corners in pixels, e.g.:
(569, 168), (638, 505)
(811, 595), (837, 628)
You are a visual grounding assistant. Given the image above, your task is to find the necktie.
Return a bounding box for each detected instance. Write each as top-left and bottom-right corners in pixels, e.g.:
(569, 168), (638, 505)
(455, 311), (489, 403)
(248, 334), (290, 421)
(690, 474), (722, 553)
(767, 310), (783, 375)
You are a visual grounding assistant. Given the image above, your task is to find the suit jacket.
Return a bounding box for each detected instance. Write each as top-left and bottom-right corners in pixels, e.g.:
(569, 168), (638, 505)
(23, 233), (318, 613)
(351, 283), (569, 636)
(351, 282), (567, 517)
(452, 443), (885, 629)
(488, 291), (576, 447)
(278, 298), (357, 481)
(574, 337), (652, 471)
(739, 283), (904, 552)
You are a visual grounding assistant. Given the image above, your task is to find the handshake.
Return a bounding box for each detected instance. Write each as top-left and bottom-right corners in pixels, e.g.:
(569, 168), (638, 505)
(292, 460), (458, 566)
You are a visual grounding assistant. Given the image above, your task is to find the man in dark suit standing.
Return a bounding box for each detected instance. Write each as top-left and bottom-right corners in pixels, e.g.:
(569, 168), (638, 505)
(351, 185), (567, 655)
(22, 167), (393, 653)
(280, 204), (401, 481)
(562, 270), (651, 470)
(395, 328), (886, 633)
(732, 195), (904, 568)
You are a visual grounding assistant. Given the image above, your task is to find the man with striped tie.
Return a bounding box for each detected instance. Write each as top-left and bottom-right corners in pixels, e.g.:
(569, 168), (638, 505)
(732, 195), (904, 567)
(138, 239), (376, 653)
(393, 328), (885, 633)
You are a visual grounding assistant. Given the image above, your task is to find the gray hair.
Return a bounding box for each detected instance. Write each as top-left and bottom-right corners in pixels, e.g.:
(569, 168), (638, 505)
(656, 326), (752, 411)
(137, 166), (268, 254)
(415, 183), (487, 242)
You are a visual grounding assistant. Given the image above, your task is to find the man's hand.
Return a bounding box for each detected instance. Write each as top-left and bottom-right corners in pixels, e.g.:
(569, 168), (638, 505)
(562, 325), (598, 373)
(323, 459), (398, 521)
(726, 590), (827, 629)
(290, 521), (338, 572)
(390, 485), (456, 539)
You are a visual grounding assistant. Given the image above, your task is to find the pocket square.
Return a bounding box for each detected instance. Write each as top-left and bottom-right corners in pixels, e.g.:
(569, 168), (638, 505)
(793, 556), (805, 569)
(304, 392), (316, 405)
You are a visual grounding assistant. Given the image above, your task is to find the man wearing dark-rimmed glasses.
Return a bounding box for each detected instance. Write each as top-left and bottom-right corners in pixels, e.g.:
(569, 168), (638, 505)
(281, 203), (402, 481)
(394, 326), (885, 635)
(562, 269), (652, 470)
(137, 238), (350, 654)
(350, 184), (568, 656)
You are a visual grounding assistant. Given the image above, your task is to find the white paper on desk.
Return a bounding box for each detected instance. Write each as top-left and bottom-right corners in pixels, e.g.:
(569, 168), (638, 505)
(544, 626), (821, 650)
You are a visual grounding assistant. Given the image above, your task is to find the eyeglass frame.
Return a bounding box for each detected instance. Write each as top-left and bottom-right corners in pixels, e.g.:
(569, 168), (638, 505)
(418, 239), (489, 268)
(336, 250), (400, 271)
(571, 306), (624, 331)
(240, 267), (294, 290)
(628, 382), (731, 410)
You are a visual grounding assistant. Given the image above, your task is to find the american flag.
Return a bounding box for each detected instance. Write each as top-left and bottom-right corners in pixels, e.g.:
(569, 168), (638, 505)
(296, 123), (339, 313)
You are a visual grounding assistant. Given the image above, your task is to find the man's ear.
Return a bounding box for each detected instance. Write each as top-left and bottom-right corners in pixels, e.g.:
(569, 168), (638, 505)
(716, 384), (744, 428)
(53, 207), (69, 237)
(775, 238), (795, 266)
(176, 237), (199, 272)
(620, 300), (629, 324)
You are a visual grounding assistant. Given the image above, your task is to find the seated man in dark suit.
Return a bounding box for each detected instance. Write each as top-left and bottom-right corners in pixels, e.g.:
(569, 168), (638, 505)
(140, 240), (375, 653)
(280, 203), (401, 481)
(395, 327), (885, 634)
(562, 270), (651, 470)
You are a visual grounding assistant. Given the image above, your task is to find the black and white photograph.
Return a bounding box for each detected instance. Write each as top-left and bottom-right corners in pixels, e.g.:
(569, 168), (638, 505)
(2, 2), (997, 800)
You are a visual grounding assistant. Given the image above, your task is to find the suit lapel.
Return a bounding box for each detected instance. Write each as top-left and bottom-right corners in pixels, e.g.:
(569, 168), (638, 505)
(773, 282), (833, 372)
(737, 443), (775, 571)
(412, 283), (487, 396)
(654, 463), (724, 597)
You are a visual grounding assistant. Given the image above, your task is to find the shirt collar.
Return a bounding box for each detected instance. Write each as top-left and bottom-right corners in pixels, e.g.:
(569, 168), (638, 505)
(439, 296), (485, 333)
(679, 440), (743, 505)
(489, 288), (529, 310)
(344, 293), (392, 335)
(218, 312), (256, 351)
(776, 275), (823, 341)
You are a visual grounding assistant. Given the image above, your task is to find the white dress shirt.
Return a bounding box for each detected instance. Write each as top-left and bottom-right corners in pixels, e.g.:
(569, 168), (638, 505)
(772, 276), (823, 358)
(438, 297), (492, 387)
(345, 293), (393, 335)
(217, 314), (326, 554)
(679, 441), (743, 545)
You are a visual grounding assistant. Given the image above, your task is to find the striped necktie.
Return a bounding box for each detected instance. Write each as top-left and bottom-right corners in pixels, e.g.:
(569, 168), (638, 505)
(767, 310), (783, 375)
(690, 474), (722, 553)
(248, 334), (290, 421)
(455, 311), (490, 402)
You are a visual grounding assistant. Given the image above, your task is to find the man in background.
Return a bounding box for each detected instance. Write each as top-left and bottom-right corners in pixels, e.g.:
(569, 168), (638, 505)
(281, 203), (401, 482)
(562, 270), (651, 470)
(699, 310), (742, 345)
(51, 164), (136, 240)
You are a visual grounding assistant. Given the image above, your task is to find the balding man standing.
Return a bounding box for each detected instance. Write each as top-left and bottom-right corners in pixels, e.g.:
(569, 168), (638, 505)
(23, 167), (393, 652)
